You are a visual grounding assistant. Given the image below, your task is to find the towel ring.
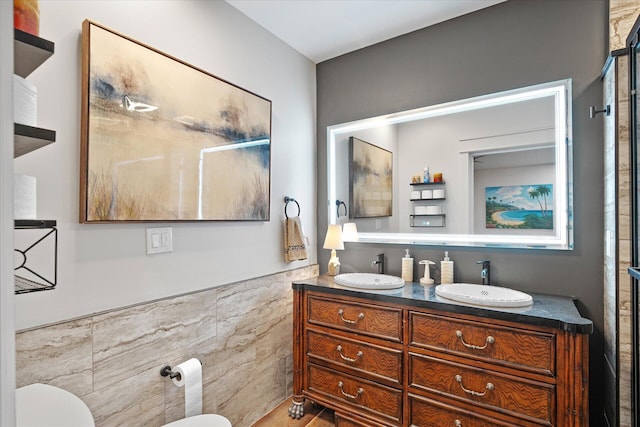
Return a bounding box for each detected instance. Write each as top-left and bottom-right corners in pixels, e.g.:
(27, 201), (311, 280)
(284, 196), (301, 219)
(336, 200), (348, 218)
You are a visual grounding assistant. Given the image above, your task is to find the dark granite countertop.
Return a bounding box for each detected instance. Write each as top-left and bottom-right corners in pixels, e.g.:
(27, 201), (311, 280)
(293, 275), (593, 334)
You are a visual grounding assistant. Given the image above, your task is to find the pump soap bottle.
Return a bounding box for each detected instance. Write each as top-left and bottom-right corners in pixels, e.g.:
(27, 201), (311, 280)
(402, 249), (414, 282)
(440, 251), (454, 284)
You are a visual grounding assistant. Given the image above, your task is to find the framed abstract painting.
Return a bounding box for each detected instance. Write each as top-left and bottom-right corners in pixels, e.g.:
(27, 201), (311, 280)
(80, 20), (272, 222)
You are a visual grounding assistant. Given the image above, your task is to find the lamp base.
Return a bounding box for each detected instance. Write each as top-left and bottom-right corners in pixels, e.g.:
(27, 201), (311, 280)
(327, 262), (340, 276)
(327, 249), (340, 276)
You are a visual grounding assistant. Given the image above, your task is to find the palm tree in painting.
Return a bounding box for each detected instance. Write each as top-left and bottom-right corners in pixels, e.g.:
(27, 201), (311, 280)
(528, 187), (545, 216)
(536, 185), (551, 217)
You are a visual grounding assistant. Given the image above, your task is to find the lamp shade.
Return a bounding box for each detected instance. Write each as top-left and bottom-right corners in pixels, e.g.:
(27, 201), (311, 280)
(323, 224), (344, 250)
(342, 222), (358, 242)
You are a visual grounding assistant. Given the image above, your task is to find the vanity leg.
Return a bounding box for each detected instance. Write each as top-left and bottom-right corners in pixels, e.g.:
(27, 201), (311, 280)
(289, 288), (305, 419)
(288, 398), (304, 419)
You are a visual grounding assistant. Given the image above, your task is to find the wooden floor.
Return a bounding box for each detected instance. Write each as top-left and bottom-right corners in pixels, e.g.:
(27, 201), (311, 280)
(251, 397), (335, 427)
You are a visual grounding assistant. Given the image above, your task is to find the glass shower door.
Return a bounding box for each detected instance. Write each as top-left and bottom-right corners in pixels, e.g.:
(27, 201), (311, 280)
(628, 17), (640, 427)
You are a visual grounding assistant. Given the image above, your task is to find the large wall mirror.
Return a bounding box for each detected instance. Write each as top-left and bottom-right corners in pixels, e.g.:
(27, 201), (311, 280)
(327, 79), (573, 250)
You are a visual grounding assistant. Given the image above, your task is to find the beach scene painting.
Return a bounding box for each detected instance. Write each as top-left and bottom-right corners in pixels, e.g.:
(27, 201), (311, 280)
(485, 184), (553, 229)
(349, 137), (392, 218)
(80, 21), (272, 222)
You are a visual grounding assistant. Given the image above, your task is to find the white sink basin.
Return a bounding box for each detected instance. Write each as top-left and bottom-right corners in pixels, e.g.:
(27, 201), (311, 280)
(435, 283), (533, 307)
(334, 273), (405, 290)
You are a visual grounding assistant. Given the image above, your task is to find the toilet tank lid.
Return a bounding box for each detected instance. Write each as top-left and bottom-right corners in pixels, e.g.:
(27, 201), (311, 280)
(16, 383), (95, 427)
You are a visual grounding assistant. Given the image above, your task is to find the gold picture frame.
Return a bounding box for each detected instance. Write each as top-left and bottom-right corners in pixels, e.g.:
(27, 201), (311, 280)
(80, 20), (272, 222)
(349, 137), (392, 218)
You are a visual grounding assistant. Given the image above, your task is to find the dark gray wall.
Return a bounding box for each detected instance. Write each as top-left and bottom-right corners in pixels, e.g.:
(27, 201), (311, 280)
(316, 0), (608, 423)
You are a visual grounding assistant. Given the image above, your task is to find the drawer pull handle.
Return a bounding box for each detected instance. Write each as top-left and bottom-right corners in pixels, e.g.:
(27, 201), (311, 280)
(455, 374), (494, 397)
(337, 345), (363, 362)
(338, 309), (365, 324)
(454, 421), (462, 427)
(338, 381), (364, 400)
(456, 330), (495, 350)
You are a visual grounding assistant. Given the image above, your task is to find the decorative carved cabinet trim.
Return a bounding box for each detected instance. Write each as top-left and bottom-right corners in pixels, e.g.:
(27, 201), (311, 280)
(290, 278), (591, 427)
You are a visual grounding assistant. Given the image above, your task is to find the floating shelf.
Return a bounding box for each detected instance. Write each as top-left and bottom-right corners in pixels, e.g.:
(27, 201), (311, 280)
(410, 181), (446, 186)
(410, 198), (446, 202)
(410, 214), (446, 227)
(14, 123), (56, 158)
(15, 219), (57, 229)
(13, 31), (58, 294)
(14, 30), (57, 158)
(14, 29), (55, 78)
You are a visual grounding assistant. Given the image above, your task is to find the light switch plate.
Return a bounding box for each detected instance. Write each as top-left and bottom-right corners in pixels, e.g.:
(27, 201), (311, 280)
(146, 227), (173, 255)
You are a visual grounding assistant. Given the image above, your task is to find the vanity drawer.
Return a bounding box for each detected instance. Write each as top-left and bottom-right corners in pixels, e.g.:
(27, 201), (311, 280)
(308, 295), (402, 342)
(334, 412), (389, 427)
(409, 393), (526, 427)
(410, 311), (555, 376)
(409, 352), (555, 425)
(307, 329), (403, 385)
(307, 363), (402, 425)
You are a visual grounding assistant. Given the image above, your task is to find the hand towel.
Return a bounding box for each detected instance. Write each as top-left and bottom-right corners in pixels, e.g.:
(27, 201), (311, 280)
(284, 216), (308, 262)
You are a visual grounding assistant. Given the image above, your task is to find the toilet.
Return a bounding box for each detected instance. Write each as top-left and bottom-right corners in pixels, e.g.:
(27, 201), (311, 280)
(163, 414), (232, 427)
(16, 383), (95, 426)
(16, 383), (231, 427)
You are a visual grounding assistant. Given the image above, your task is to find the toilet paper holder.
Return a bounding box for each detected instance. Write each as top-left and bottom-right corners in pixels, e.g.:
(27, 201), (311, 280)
(160, 365), (182, 381)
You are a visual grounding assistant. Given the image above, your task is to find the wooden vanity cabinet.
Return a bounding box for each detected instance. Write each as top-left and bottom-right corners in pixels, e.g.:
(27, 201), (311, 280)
(290, 280), (590, 427)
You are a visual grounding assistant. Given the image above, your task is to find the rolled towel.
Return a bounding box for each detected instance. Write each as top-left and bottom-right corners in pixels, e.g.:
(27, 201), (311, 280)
(284, 216), (308, 262)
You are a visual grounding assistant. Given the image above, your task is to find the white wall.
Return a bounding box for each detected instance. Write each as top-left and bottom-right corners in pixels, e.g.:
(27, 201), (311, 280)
(1, 0), (17, 423)
(14, 1), (317, 330)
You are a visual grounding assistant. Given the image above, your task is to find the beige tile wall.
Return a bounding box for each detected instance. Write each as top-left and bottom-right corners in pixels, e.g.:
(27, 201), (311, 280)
(610, 0), (640, 51)
(609, 2), (639, 426)
(16, 265), (318, 427)
(617, 53), (633, 427)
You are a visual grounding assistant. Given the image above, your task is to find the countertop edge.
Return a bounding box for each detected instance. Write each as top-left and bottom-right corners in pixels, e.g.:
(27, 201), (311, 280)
(292, 277), (593, 335)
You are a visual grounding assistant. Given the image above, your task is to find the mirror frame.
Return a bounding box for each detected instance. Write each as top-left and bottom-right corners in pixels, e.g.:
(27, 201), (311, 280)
(327, 79), (573, 250)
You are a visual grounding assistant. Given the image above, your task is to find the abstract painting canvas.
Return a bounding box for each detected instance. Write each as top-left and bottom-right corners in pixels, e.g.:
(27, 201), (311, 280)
(349, 137), (392, 218)
(80, 20), (272, 222)
(485, 184), (553, 229)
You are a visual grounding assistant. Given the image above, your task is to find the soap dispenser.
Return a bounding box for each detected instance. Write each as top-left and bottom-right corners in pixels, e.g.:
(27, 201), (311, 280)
(402, 249), (413, 282)
(440, 251), (454, 284)
(418, 260), (435, 285)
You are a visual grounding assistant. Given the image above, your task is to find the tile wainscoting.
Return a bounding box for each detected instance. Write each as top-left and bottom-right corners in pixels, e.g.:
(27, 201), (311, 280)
(16, 265), (319, 427)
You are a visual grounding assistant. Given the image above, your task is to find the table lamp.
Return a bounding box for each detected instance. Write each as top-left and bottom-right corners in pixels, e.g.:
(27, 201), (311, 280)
(342, 222), (358, 242)
(323, 224), (344, 275)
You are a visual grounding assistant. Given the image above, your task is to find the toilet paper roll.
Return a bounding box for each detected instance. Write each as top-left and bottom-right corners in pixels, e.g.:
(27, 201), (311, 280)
(433, 189), (446, 199)
(421, 190), (433, 199)
(425, 205), (442, 215)
(415, 206), (428, 215)
(13, 75), (37, 126)
(410, 190), (421, 200)
(172, 358), (202, 417)
(14, 174), (37, 219)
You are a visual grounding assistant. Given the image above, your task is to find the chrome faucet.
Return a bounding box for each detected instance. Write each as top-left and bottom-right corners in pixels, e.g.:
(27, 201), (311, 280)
(477, 260), (490, 285)
(372, 253), (385, 274)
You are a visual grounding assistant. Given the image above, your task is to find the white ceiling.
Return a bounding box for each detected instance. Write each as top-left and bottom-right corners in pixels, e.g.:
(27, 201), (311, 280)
(226, 0), (506, 63)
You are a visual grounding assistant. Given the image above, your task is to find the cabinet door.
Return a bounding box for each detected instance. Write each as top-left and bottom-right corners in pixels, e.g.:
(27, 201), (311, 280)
(334, 412), (389, 427)
(307, 363), (402, 426)
(409, 394), (531, 427)
(308, 295), (402, 342)
(409, 352), (555, 425)
(410, 311), (555, 376)
(307, 329), (403, 385)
